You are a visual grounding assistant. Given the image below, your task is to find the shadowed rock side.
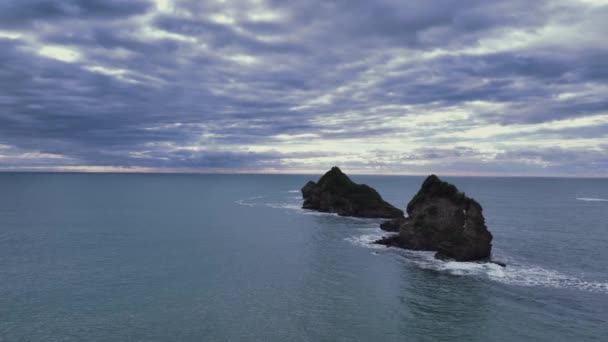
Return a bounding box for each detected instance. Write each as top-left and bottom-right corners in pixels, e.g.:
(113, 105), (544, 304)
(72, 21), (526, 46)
(379, 217), (406, 232)
(376, 175), (493, 261)
(301, 167), (404, 218)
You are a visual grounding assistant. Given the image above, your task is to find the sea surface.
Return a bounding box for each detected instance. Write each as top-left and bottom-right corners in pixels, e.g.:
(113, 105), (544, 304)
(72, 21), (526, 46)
(0, 173), (607, 341)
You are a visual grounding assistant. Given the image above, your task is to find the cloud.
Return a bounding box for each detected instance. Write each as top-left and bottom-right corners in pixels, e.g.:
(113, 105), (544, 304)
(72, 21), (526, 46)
(0, 0), (606, 176)
(0, 0), (151, 28)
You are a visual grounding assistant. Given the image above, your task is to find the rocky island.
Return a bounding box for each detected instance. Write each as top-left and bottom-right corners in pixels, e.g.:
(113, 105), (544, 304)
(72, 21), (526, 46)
(301, 168), (494, 262)
(376, 175), (493, 262)
(301, 167), (404, 218)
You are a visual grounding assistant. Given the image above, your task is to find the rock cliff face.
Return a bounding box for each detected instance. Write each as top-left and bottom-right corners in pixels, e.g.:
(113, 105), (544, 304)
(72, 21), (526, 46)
(301, 167), (404, 219)
(379, 217), (406, 232)
(376, 175), (493, 261)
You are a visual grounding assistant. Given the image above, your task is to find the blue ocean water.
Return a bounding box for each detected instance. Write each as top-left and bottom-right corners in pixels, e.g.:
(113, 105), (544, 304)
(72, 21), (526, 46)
(0, 173), (606, 341)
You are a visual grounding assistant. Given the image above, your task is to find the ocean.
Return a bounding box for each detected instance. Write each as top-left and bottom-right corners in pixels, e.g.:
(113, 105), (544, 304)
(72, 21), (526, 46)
(0, 173), (606, 341)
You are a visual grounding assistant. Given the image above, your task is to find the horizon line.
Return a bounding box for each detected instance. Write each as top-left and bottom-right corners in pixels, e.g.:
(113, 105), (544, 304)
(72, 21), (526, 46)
(0, 168), (606, 179)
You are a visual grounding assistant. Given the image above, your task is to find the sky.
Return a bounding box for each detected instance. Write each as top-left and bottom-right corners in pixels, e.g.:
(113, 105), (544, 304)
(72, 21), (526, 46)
(0, 0), (607, 176)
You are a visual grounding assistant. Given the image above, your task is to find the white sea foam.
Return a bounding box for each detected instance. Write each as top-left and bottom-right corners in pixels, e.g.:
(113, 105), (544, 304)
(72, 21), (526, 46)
(299, 209), (374, 221)
(347, 230), (608, 294)
(255, 190), (608, 294)
(302, 210), (338, 217)
(287, 190), (300, 193)
(234, 196), (265, 207)
(576, 197), (608, 202)
(408, 250), (608, 293)
(237, 191), (303, 212)
(486, 264), (608, 293)
(258, 193), (385, 224)
(265, 203), (302, 210)
(345, 230), (392, 249)
(243, 192), (388, 226)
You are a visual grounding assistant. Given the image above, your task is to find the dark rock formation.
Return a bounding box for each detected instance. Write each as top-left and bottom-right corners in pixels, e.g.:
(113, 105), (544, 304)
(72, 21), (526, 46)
(376, 175), (493, 261)
(380, 217), (406, 232)
(301, 167), (404, 219)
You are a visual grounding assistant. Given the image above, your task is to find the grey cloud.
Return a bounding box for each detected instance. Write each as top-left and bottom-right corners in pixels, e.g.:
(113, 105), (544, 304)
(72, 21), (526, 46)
(0, 0), (151, 28)
(153, 15), (304, 54)
(0, 0), (606, 175)
(357, 146), (608, 176)
(263, 0), (548, 49)
(494, 147), (608, 172)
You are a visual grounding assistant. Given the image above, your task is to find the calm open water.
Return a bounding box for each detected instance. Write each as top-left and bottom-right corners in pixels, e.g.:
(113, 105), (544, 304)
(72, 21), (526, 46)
(0, 173), (607, 341)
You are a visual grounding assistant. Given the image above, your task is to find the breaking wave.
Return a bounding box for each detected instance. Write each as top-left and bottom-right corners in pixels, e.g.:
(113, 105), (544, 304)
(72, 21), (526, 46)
(576, 197), (608, 202)
(239, 191), (608, 294)
(264, 203), (302, 210)
(348, 230), (608, 294)
(345, 229), (393, 249)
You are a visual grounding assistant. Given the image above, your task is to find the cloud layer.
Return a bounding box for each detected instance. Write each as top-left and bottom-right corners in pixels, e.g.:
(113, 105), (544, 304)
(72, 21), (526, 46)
(1, 0), (607, 176)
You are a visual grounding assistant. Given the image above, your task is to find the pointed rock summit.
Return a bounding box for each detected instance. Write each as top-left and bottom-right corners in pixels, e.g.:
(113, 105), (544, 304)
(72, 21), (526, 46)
(377, 175), (493, 261)
(301, 167), (404, 218)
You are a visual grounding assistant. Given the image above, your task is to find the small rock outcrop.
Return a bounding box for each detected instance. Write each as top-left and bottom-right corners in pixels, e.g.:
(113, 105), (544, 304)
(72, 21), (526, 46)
(376, 175), (493, 261)
(380, 217), (406, 232)
(301, 167), (404, 218)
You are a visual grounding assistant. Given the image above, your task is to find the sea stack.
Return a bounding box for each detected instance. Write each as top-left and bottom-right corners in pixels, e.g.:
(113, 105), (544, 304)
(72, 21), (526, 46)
(377, 175), (493, 261)
(301, 167), (404, 218)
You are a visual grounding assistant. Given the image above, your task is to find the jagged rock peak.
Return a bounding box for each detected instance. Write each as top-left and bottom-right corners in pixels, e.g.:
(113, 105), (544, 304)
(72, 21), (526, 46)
(377, 175), (493, 262)
(317, 166), (355, 188)
(406, 174), (475, 215)
(301, 167), (404, 219)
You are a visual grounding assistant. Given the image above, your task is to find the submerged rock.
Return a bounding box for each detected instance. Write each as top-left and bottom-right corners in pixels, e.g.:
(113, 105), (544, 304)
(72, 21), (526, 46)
(301, 167), (404, 218)
(376, 175), (493, 261)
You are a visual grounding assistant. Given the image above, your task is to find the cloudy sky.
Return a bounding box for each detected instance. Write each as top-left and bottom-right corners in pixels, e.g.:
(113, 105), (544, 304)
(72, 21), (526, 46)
(0, 0), (607, 176)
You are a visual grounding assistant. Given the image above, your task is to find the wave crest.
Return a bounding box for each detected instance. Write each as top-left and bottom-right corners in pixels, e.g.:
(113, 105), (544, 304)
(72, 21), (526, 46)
(348, 231), (608, 294)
